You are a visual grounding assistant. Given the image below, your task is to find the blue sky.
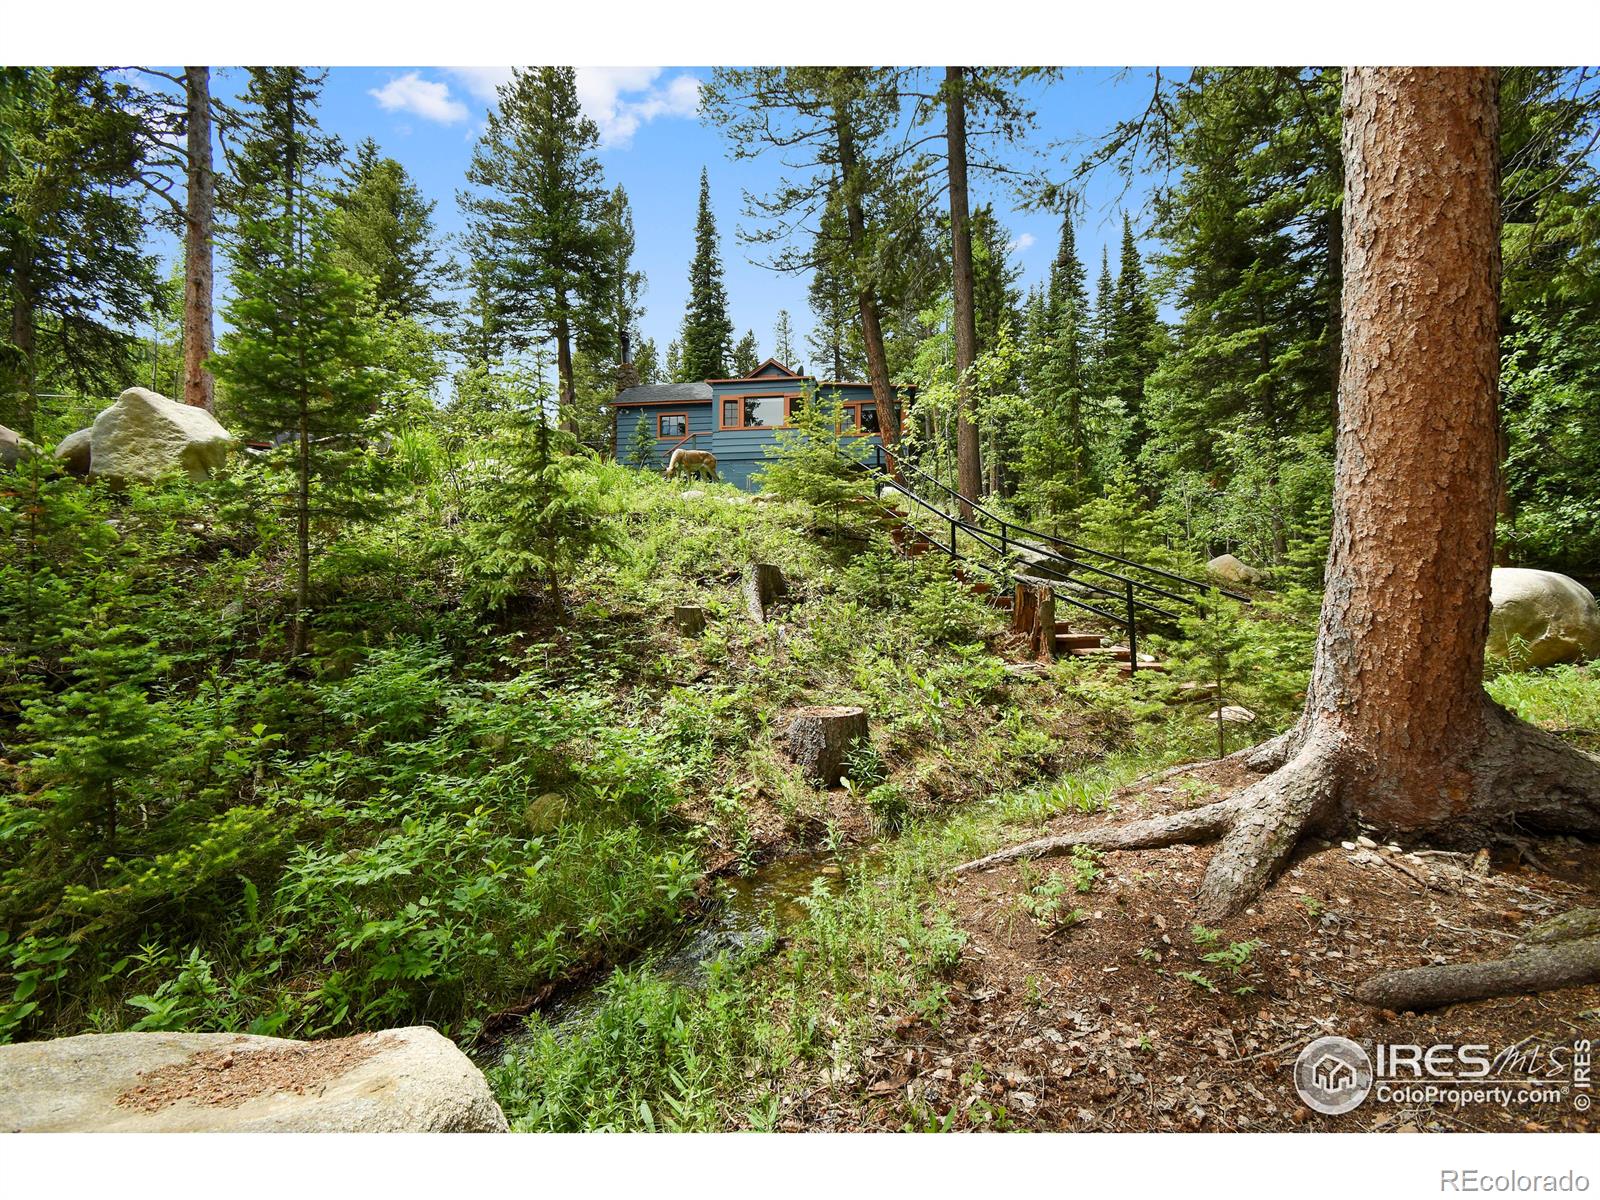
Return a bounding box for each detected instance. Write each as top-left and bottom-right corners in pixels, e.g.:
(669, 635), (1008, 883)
(182, 67), (1173, 373)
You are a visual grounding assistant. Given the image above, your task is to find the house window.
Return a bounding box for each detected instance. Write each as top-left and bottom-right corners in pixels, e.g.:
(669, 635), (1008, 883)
(743, 396), (785, 428)
(840, 400), (897, 435)
(657, 413), (688, 438)
(719, 393), (796, 430)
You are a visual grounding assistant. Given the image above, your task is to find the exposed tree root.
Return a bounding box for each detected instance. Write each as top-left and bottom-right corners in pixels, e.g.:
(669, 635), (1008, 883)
(954, 711), (1600, 930)
(951, 798), (1243, 876)
(1193, 741), (1343, 919)
(1356, 937), (1600, 1011)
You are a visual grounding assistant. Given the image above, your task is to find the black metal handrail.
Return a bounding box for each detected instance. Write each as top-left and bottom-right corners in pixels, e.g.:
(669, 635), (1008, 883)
(847, 442), (1258, 674)
(868, 444), (1251, 606)
(878, 478), (1130, 629)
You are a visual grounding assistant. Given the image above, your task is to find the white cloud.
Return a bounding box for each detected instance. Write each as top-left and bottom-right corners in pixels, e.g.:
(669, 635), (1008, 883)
(369, 72), (469, 124)
(447, 66), (701, 148)
(1007, 232), (1038, 253)
(449, 67), (514, 103)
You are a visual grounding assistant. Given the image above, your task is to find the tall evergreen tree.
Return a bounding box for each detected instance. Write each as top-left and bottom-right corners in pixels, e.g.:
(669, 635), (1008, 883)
(732, 329), (759, 377)
(599, 185), (645, 367)
(0, 68), (157, 433)
(703, 68), (922, 444)
(331, 138), (455, 322)
(1108, 213), (1162, 480)
(211, 67), (386, 659)
(805, 192), (864, 380)
(633, 336), (660, 386)
(772, 309), (797, 370)
(678, 168), (734, 381)
(460, 67), (615, 425)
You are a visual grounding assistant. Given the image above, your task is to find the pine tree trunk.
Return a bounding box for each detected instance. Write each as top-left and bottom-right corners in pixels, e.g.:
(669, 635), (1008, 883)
(834, 115), (898, 456)
(946, 67), (981, 520)
(555, 303), (578, 434)
(1297, 67), (1502, 825)
(182, 66), (215, 412)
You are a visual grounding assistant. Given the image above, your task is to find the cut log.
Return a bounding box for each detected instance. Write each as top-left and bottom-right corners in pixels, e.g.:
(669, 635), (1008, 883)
(784, 705), (869, 787)
(741, 562), (788, 625)
(673, 605), (706, 637)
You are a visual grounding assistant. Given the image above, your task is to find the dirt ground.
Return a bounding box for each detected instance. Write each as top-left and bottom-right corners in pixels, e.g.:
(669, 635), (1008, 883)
(784, 761), (1600, 1132)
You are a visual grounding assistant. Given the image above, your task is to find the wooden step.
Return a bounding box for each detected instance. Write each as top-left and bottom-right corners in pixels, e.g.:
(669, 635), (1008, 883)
(1067, 645), (1131, 661)
(1054, 633), (1105, 652)
(1119, 661), (1170, 676)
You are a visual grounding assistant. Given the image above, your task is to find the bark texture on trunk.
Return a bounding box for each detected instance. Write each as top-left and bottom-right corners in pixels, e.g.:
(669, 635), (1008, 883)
(673, 605), (707, 637)
(182, 66), (215, 412)
(946, 67), (981, 519)
(741, 561), (788, 625)
(1357, 910), (1600, 1010)
(1299, 67), (1503, 828)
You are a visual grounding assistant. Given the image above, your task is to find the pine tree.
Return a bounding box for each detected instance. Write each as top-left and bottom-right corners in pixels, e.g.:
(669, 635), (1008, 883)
(331, 138), (455, 321)
(458, 378), (625, 614)
(1090, 247), (1115, 400)
(678, 169), (734, 381)
(772, 309), (797, 370)
(627, 412), (655, 468)
(0, 68), (158, 432)
(211, 67), (388, 659)
(599, 185), (645, 366)
(634, 336), (661, 386)
(664, 339), (684, 383)
(733, 330), (759, 377)
(1108, 213), (1162, 481)
(806, 193), (864, 380)
(1016, 213), (1094, 526)
(460, 67), (616, 425)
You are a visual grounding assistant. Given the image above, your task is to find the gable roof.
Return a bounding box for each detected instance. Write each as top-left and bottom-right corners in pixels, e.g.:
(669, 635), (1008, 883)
(612, 381), (714, 407)
(751, 358), (799, 378)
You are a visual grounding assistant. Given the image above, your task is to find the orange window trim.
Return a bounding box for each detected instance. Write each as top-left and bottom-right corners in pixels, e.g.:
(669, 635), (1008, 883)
(719, 392), (798, 431)
(657, 412), (690, 439)
(839, 399), (901, 436)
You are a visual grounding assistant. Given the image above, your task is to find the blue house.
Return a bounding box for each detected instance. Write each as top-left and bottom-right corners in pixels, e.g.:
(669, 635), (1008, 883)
(609, 359), (908, 491)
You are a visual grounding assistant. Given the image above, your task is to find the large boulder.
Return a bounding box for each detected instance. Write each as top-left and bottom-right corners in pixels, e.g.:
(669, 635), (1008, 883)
(1, 423), (38, 470)
(0, 1026), (508, 1133)
(53, 427), (93, 477)
(88, 387), (233, 483)
(1488, 567), (1600, 668)
(1206, 553), (1268, 587)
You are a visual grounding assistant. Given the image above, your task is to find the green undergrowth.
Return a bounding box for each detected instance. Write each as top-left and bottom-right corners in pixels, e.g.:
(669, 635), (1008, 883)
(487, 661), (1600, 1130)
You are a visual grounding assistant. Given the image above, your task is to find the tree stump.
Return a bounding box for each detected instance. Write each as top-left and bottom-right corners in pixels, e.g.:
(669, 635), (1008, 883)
(1010, 581), (1056, 661)
(741, 562), (788, 625)
(785, 705), (869, 787)
(673, 605), (706, 636)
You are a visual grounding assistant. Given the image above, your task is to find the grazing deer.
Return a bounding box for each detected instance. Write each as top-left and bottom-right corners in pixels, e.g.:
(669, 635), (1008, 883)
(665, 446), (719, 482)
